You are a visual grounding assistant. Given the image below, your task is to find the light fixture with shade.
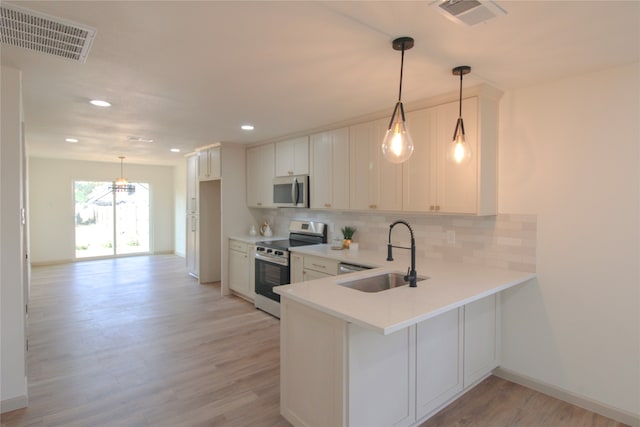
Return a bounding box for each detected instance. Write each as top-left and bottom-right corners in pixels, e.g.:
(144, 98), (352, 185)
(448, 65), (472, 165)
(381, 36), (415, 164)
(111, 156), (135, 193)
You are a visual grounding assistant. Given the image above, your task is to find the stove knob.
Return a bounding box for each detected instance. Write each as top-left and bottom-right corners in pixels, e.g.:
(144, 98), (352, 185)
(266, 249), (273, 254)
(257, 247), (265, 252)
(275, 251), (284, 256)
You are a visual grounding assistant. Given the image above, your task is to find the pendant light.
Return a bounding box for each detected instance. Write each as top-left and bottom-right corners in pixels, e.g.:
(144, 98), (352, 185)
(448, 65), (472, 165)
(381, 36), (415, 164)
(111, 156), (135, 193)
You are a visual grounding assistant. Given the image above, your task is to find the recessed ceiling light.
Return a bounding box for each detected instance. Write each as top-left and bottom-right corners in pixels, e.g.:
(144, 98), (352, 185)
(170, 148), (181, 153)
(65, 138), (79, 143)
(127, 135), (154, 143)
(90, 99), (111, 107)
(241, 124), (255, 131)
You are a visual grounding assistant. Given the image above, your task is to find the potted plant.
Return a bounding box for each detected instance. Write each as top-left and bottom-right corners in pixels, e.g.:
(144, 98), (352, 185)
(341, 226), (356, 249)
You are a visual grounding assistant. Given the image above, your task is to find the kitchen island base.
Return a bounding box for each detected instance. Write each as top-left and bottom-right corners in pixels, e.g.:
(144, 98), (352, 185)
(280, 293), (501, 427)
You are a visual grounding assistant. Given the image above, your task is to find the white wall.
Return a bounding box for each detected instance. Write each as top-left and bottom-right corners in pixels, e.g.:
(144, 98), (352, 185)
(498, 63), (639, 418)
(1, 66), (28, 412)
(28, 158), (176, 264)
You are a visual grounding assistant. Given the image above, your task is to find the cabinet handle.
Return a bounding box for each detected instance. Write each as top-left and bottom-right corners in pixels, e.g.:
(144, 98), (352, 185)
(369, 204), (377, 209)
(324, 203), (332, 208)
(435, 205), (440, 211)
(257, 202), (262, 206)
(430, 205), (435, 211)
(311, 263), (325, 269)
(288, 171), (293, 176)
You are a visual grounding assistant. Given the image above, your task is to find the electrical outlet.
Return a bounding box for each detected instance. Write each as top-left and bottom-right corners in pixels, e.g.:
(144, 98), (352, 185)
(446, 230), (456, 244)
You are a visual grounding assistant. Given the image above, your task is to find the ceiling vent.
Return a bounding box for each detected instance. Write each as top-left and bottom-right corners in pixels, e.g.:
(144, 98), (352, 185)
(431, 0), (507, 26)
(0, 3), (96, 63)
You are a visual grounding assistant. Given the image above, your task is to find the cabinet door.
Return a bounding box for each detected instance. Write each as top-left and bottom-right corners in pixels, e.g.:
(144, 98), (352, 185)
(246, 144), (275, 207)
(435, 98), (478, 214)
(229, 241), (251, 298)
(348, 324), (416, 427)
(416, 308), (463, 419)
(350, 118), (402, 211)
(403, 107), (437, 212)
(464, 294), (499, 388)
(310, 128), (349, 209)
(198, 150), (209, 181)
(290, 253), (304, 283)
(186, 154), (199, 214)
(275, 136), (309, 177)
(198, 147), (221, 181)
(280, 299), (345, 427)
(186, 214), (198, 278)
(208, 147), (221, 179)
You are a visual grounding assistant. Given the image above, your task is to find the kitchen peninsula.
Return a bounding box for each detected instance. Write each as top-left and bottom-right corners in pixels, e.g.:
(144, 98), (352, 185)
(275, 245), (535, 427)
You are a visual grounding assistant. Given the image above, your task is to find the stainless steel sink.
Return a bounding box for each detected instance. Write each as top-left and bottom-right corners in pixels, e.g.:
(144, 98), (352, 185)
(337, 272), (428, 293)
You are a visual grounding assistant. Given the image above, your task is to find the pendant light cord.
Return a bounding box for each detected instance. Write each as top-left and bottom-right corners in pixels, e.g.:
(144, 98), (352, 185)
(458, 70), (463, 117)
(397, 43), (406, 102)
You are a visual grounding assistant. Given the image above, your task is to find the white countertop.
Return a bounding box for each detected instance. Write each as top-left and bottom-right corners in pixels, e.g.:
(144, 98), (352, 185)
(276, 244), (536, 335)
(229, 235), (288, 244)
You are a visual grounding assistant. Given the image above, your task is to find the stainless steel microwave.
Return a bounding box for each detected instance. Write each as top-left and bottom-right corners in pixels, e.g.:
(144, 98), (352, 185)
(273, 175), (309, 208)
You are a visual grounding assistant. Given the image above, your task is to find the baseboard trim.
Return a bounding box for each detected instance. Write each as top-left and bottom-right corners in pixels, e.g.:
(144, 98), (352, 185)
(493, 367), (639, 427)
(1, 394), (28, 414)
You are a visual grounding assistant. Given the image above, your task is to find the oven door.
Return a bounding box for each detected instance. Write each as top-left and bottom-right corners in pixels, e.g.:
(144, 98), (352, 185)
(255, 256), (290, 303)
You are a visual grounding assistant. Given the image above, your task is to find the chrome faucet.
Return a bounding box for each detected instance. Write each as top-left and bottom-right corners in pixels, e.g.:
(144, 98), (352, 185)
(386, 220), (417, 287)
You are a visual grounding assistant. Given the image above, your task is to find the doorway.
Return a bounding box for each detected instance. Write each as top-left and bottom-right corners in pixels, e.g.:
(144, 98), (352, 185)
(74, 181), (150, 258)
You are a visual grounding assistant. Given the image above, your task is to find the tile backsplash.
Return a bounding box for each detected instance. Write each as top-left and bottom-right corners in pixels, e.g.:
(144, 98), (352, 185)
(251, 209), (537, 273)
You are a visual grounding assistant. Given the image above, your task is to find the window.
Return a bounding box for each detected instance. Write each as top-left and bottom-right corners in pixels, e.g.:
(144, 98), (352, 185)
(74, 181), (150, 258)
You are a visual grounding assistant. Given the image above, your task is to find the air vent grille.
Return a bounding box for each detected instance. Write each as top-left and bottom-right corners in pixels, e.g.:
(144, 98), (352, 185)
(432, 0), (507, 26)
(0, 4), (95, 63)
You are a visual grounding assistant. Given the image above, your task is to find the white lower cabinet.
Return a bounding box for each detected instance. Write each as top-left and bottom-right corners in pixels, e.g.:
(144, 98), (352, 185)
(416, 308), (464, 420)
(348, 324), (416, 427)
(281, 300), (345, 427)
(290, 253), (304, 283)
(280, 294), (499, 427)
(463, 293), (499, 387)
(302, 255), (339, 281)
(228, 239), (254, 300)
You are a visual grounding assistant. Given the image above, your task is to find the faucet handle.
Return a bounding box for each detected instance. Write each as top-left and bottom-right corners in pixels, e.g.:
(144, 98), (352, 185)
(404, 267), (410, 282)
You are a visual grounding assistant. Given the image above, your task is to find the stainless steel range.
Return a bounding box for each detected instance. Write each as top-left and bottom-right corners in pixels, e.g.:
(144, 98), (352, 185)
(254, 220), (327, 318)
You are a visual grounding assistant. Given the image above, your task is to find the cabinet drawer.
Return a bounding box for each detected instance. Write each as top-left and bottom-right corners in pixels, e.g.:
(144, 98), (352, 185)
(303, 255), (338, 276)
(229, 240), (248, 253)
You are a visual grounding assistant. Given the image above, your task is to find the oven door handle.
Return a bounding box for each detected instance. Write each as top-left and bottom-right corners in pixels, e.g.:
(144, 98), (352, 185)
(255, 253), (288, 267)
(291, 177), (299, 206)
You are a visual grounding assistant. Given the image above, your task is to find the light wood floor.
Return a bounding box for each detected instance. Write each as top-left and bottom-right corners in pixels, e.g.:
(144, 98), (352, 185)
(1, 255), (628, 427)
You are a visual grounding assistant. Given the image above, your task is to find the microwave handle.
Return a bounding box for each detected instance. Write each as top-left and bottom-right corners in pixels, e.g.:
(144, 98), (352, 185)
(291, 178), (299, 205)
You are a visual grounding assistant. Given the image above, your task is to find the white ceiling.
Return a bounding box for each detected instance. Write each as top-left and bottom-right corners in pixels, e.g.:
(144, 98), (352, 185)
(2, 1), (639, 166)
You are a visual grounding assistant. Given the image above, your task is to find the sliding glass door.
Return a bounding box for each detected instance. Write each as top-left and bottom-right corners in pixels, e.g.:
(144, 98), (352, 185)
(74, 181), (150, 259)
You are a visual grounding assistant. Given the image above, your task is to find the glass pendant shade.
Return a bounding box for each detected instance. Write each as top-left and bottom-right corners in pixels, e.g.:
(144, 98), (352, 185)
(382, 36), (414, 164)
(447, 117), (472, 164)
(382, 102), (414, 164)
(449, 65), (472, 165)
(111, 156), (135, 193)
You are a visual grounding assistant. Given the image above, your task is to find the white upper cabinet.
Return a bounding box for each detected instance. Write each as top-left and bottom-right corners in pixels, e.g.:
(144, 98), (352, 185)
(349, 118), (403, 211)
(198, 145), (221, 181)
(275, 136), (309, 177)
(310, 127), (350, 210)
(403, 107), (437, 212)
(246, 143), (275, 208)
(403, 96), (496, 215)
